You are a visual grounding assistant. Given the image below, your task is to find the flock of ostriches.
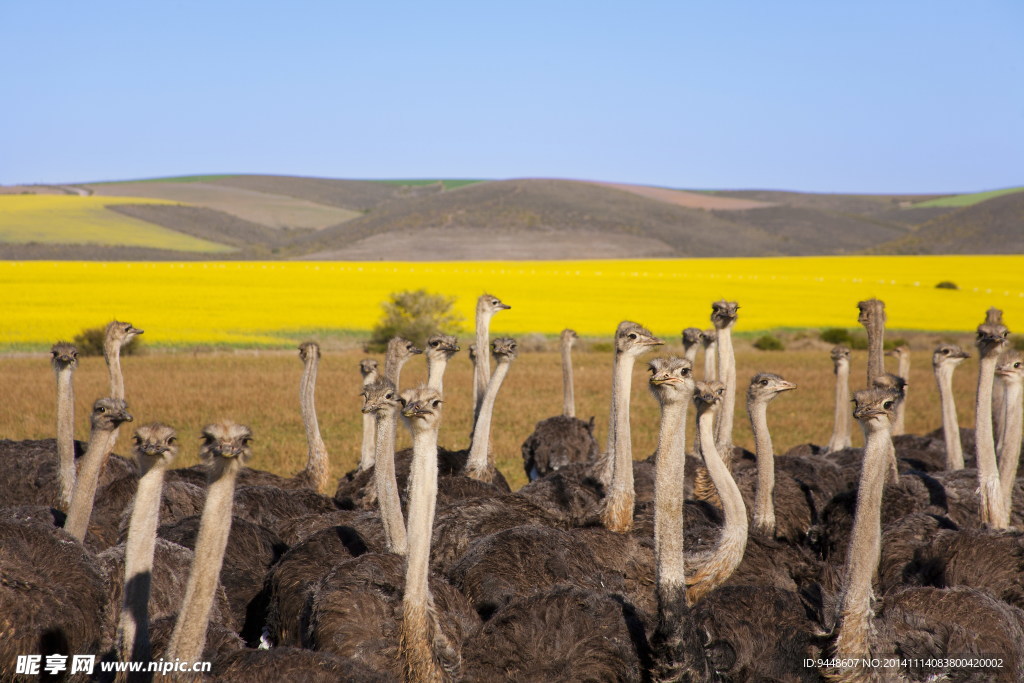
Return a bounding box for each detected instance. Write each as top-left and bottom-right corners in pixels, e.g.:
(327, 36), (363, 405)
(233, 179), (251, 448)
(2, 296), (1023, 682)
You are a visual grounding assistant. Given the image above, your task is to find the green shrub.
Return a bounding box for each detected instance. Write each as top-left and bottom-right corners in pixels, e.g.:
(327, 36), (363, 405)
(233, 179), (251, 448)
(72, 326), (143, 357)
(848, 334), (869, 350)
(589, 341), (614, 353)
(367, 289), (464, 352)
(884, 337), (909, 351)
(753, 335), (784, 351)
(820, 328), (852, 344)
(935, 281), (958, 290)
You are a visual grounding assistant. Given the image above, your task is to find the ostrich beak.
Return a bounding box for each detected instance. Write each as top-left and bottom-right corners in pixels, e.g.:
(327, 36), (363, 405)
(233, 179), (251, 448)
(777, 381), (797, 392)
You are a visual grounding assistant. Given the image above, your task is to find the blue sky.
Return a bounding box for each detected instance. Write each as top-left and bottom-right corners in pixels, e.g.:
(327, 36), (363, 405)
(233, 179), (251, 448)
(1, 1), (1021, 193)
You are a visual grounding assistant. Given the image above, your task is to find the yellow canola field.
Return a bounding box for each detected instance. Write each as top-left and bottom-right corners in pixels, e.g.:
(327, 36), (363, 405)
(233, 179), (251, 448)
(1, 256), (1021, 348)
(0, 195), (232, 253)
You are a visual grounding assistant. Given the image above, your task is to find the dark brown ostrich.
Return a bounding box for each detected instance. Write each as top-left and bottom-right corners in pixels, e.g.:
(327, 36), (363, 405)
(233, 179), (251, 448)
(211, 647), (392, 683)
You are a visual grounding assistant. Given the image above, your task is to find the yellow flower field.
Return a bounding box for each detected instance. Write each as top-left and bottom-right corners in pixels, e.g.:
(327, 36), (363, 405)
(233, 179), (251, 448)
(0, 195), (232, 252)
(1, 256), (1021, 348)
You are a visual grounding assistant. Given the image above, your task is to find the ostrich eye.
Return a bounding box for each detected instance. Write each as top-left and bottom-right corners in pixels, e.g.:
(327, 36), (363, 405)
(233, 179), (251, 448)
(432, 400), (441, 408)
(385, 392), (393, 400)
(681, 368), (691, 377)
(430, 340), (439, 347)
(1015, 362), (1022, 369)
(760, 379), (769, 386)
(242, 438), (253, 446)
(628, 333), (637, 340)
(97, 406), (106, 413)
(167, 437), (177, 445)
(883, 401), (894, 409)
(133, 435), (142, 444)
(942, 349), (949, 354)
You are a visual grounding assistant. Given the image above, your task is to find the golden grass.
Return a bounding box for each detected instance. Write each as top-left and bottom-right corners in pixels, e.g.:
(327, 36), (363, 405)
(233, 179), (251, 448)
(0, 347), (980, 492)
(0, 195), (233, 252)
(1, 256), (1022, 349)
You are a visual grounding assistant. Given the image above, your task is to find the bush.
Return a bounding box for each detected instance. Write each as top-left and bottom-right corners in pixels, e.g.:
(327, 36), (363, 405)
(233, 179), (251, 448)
(820, 328), (852, 344)
(753, 335), (784, 351)
(936, 281), (958, 290)
(848, 334), (869, 350)
(366, 289), (464, 352)
(884, 337), (909, 351)
(72, 326), (143, 357)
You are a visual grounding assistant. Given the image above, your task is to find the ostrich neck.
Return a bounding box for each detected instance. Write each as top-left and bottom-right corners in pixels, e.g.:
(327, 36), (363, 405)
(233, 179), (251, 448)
(384, 356), (406, 391)
(935, 364), (964, 469)
(299, 357), (329, 491)
(360, 372), (377, 471)
(167, 457), (242, 663)
(561, 342), (576, 418)
(654, 399), (689, 593)
(748, 399), (776, 536)
(473, 310), (494, 421)
(714, 326), (736, 456)
(55, 367), (76, 511)
(897, 356), (910, 380)
(402, 424), (444, 682)
(703, 341), (718, 381)
(827, 361), (852, 452)
(682, 344), (698, 365)
(976, 353), (1009, 528)
(834, 418), (889, 661)
(601, 353), (637, 532)
(687, 408), (747, 605)
(64, 426), (117, 541)
(865, 321), (885, 385)
(374, 409), (407, 555)
(117, 458), (171, 665)
(426, 355), (448, 393)
(105, 345), (125, 400)
(997, 379), (1022, 507)
(466, 360), (510, 479)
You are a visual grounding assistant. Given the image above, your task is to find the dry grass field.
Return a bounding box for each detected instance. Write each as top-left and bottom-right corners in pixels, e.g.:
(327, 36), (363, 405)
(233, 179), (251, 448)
(0, 345), (980, 492)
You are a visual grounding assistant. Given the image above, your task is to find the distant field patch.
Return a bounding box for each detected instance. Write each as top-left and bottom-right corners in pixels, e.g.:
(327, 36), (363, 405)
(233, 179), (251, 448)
(372, 179), (484, 190)
(1, 256), (1021, 349)
(0, 195), (233, 252)
(912, 187), (1024, 208)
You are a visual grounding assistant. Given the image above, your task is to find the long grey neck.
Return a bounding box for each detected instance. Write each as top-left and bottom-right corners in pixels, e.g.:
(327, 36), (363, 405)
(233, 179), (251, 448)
(826, 360), (852, 452)
(748, 399), (776, 536)
(426, 355), (448, 393)
(834, 417), (889, 662)
(993, 376), (1008, 454)
(384, 357), (406, 392)
(601, 353), (637, 532)
(865, 323), (885, 386)
(654, 399), (689, 598)
(64, 426), (117, 541)
(55, 366), (76, 511)
(687, 407), (747, 604)
(360, 373), (377, 471)
(300, 356), (329, 491)
(561, 340), (576, 418)
(892, 382), (907, 436)
(703, 340), (718, 381)
(976, 354), (1009, 528)
(682, 344), (699, 365)
(374, 408), (408, 555)
(117, 457), (171, 667)
(997, 378), (1022, 509)
(935, 364), (964, 469)
(473, 311), (494, 423)
(105, 345), (125, 400)
(466, 359), (510, 480)
(401, 424), (446, 682)
(714, 326), (736, 456)
(167, 457), (242, 663)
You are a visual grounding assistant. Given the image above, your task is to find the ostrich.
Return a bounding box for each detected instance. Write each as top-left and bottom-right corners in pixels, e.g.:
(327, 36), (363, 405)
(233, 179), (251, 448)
(520, 329), (598, 481)
(465, 337), (517, 483)
(996, 350), (1023, 508)
(166, 422), (251, 664)
(51, 341), (79, 510)
(857, 298), (886, 386)
(711, 300), (739, 456)
(359, 358), (379, 471)
(933, 343), (970, 470)
(296, 341), (330, 492)
(104, 320), (143, 401)
(363, 378), (408, 555)
(975, 321), (1011, 528)
(424, 333), (460, 393)
(701, 328), (717, 381)
(825, 345), (852, 453)
(472, 293), (511, 424)
(115, 423), (178, 670)
(681, 327), (704, 366)
(886, 344), (911, 435)
(384, 336), (423, 392)
(600, 321), (664, 532)
(64, 398), (134, 541)
(825, 387), (1024, 681)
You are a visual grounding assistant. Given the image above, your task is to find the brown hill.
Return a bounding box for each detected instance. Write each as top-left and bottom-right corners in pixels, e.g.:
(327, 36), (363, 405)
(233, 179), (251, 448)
(871, 191), (1024, 254)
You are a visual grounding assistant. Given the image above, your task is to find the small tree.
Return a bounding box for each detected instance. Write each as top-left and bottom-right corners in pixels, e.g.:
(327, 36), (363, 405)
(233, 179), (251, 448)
(820, 328), (852, 344)
(753, 334), (784, 351)
(73, 326), (143, 357)
(367, 289), (464, 352)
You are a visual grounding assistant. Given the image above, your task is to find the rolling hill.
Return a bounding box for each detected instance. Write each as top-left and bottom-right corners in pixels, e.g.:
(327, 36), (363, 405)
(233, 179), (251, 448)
(0, 175), (1020, 260)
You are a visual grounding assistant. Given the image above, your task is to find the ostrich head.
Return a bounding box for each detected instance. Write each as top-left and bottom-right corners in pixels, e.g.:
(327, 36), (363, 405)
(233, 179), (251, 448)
(91, 398), (133, 431)
(996, 351), (1024, 385)
(298, 341), (321, 362)
(614, 321), (663, 356)
(399, 386), (444, 432)
(885, 344), (910, 361)
(853, 387), (900, 430)
(491, 337), (518, 362)
(105, 320), (144, 348)
(199, 422), (253, 465)
(132, 423), (178, 468)
(710, 300), (739, 329)
(976, 323), (1010, 359)
(361, 378), (401, 414)
(830, 345), (851, 372)
(872, 372), (908, 400)
(477, 293), (511, 315)
(387, 337), (423, 362)
(50, 341), (79, 371)
(648, 356), (694, 403)
(560, 329), (578, 346)
(693, 380), (726, 415)
(932, 343), (969, 369)
(985, 307), (1004, 325)
(856, 298), (886, 327)
(681, 327), (704, 349)
(747, 372), (796, 405)
(425, 334), (460, 361)
(359, 358), (379, 380)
